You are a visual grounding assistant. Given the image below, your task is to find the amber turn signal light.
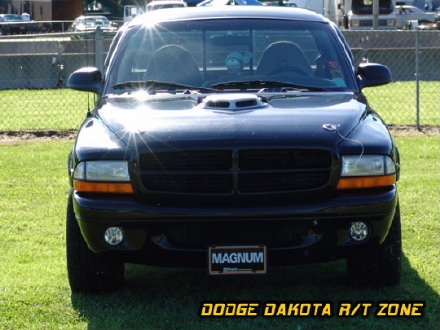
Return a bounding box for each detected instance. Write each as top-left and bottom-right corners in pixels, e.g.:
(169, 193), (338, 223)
(73, 180), (134, 194)
(337, 174), (396, 190)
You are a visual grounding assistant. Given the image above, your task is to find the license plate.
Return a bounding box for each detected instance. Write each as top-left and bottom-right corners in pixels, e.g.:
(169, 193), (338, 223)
(208, 245), (267, 275)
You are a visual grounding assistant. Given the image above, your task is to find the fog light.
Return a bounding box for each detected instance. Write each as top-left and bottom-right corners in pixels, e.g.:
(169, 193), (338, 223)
(349, 222), (369, 241)
(104, 227), (124, 246)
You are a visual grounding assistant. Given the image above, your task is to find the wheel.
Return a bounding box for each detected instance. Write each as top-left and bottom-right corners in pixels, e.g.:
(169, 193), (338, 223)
(347, 204), (402, 286)
(66, 193), (124, 292)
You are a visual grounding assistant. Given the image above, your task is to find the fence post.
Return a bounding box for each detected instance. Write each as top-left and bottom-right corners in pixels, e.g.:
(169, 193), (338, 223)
(94, 27), (103, 73)
(415, 30), (420, 130)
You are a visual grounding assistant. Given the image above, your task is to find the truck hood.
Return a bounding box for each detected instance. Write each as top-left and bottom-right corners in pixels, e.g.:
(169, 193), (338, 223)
(97, 92), (367, 152)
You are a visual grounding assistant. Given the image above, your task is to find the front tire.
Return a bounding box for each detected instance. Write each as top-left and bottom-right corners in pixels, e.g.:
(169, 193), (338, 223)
(347, 204), (402, 286)
(66, 194), (124, 292)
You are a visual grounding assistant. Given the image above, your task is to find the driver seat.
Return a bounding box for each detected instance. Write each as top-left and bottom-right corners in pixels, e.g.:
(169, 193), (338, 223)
(145, 44), (204, 87)
(256, 41), (314, 77)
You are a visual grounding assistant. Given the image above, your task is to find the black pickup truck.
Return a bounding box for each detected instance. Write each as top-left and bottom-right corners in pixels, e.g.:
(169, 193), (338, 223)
(66, 6), (401, 292)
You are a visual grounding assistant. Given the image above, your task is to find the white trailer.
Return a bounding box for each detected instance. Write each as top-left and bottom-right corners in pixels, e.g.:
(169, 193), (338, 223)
(343, 0), (398, 29)
(123, 5), (144, 23)
(286, 0), (325, 14)
(286, 0), (344, 26)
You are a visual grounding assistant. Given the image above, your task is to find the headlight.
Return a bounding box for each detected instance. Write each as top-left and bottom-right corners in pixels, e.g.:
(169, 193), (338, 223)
(73, 161), (134, 194)
(74, 161), (130, 182)
(337, 155), (396, 190)
(388, 19), (396, 27)
(341, 155), (395, 177)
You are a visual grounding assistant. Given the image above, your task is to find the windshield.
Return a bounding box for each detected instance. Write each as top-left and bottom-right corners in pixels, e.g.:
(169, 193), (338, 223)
(147, 3), (186, 10)
(105, 19), (355, 93)
(3, 14), (22, 21)
(352, 0), (394, 14)
(82, 17), (110, 26)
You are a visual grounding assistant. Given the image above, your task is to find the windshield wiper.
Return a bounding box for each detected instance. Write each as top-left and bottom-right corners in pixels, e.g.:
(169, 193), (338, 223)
(211, 80), (326, 91)
(112, 80), (217, 93)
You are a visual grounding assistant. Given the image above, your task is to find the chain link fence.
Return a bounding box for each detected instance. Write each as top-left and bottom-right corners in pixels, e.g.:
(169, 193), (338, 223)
(0, 28), (439, 131)
(345, 30), (440, 127)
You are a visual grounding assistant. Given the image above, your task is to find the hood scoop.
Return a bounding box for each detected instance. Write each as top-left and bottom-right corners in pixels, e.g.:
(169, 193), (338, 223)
(202, 94), (266, 112)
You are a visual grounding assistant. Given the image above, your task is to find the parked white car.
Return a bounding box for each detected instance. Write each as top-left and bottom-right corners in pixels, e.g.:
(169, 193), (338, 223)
(69, 15), (117, 33)
(395, 5), (436, 29)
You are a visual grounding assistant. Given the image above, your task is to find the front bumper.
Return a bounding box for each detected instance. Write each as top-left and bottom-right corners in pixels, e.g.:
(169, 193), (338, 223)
(72, 187), (398, 267)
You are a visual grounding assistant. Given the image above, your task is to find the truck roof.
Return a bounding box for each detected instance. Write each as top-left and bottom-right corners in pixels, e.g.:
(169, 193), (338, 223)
(129, 6), (329, 27)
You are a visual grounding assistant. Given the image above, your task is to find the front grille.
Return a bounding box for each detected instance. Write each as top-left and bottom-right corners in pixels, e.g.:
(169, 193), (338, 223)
(239, 171), (329, 192)
(142, 173), (232, 193)
(139, 149), (332, 195)
(359, 20), (373, 27)
(140, 150), (231, 170)
(359, 19), (389, 27)
(238, 149), (331, 169)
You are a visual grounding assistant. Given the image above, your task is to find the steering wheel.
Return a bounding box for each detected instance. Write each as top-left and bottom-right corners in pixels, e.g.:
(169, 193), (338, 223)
(268, 65), (309, 77)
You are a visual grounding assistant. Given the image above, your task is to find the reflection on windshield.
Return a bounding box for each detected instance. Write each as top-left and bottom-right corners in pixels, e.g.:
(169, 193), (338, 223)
(108, 19), (353, 93)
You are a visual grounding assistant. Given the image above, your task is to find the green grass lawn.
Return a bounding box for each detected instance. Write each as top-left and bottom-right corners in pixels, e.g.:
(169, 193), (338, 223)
(0, 137), (439, 330)
(363, 81), (440, 126)
(0, 81), (439, 131)
(0, 89), (90, 131)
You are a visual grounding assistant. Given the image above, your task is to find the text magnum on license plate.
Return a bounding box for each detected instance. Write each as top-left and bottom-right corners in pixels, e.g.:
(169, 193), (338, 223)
(208, 245), (267, 275)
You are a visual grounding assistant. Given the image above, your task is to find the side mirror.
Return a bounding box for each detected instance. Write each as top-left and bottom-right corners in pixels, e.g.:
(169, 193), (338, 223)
(357, 62), (392, 89)
(67, 67), (102, 94)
